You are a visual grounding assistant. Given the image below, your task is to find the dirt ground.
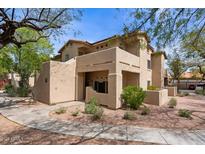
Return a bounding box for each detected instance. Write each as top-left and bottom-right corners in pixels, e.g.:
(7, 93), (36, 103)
(0, 114), (153, 145)
(51, 95), (205, 130)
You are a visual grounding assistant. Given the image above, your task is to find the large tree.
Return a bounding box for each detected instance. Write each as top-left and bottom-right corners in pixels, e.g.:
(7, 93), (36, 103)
(124, 9), (205, 48)
(167, 50), (188, 84)
(0, 8), (82, 48)
(181, 30), (205, 81)
(0, 28), (53, 95)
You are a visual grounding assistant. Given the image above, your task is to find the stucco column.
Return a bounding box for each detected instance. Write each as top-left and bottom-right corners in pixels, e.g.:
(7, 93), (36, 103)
(108, 72), (122, 109)
(151, 53), (165, 88)
(75, 72), (85, 101)
(139, 38), (148, 90)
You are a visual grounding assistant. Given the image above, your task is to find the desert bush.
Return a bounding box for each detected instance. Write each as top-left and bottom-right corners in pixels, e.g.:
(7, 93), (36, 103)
(178, 91), (189, 97)
(147, 85), (158, 90)
(183, 92), (189, 96)
(17, 86), (30, 97)
(55, 107), (67, 114)
(141, 106), (150, 115)
(168, 98), (177, 108)
(85, 97), (98, 114)
(92, 107), (104, 120)
(71, 110), (80, 117)
(121, 86), (146, 110)
(177, 92), (184, 97)
(195, 89), (205, 95)
(178, 109), (192, 119)
(5, 83), (30, 97)
(4, 84), (16, 97)
(123, 111), (135, 120)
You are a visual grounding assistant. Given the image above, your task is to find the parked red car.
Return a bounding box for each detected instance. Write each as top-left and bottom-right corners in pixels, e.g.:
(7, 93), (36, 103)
(188, 84), (196, 90)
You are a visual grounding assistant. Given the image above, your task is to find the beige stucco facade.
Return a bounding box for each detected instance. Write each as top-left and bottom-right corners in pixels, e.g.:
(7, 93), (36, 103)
(34, 31), (168, 109)
(144, 89), (168, 106)
(166, 86), (177, 96)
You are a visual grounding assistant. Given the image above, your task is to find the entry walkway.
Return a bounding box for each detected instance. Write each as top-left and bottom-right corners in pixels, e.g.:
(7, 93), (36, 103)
(0, 98), (205, 145)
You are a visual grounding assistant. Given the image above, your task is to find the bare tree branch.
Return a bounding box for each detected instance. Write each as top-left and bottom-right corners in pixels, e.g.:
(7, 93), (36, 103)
(11, 8), (15, 20)
(38, 9), (45, 20)
(0, 8), (81, 49)
(135, 9), (159, 30)
(194, 19), (205, 43)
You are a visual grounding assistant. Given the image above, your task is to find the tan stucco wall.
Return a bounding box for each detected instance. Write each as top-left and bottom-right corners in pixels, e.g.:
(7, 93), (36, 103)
(151, 53), (165, 88)
(33, 62), (50, 104)
(123, 40), (140, 56)
(138, 37), (151, 90)
(76, 72), (85, 100)
(34, 60), (76, 104)
(49, 60), (76, 104)
(144, 89), (168, 106)
(122, 71), (139, 88)
(61, 43), (85, 62)
(85, 87), (110, 107)
(85, 71), (108, 88)
(166, 86), (177, 96)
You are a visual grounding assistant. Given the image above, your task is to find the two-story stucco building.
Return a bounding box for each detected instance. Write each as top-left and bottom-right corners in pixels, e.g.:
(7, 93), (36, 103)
(33, 31), (167, 109)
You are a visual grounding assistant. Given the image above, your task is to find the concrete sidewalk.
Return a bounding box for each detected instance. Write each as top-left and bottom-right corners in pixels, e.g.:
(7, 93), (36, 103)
(0, 99), (205, 145)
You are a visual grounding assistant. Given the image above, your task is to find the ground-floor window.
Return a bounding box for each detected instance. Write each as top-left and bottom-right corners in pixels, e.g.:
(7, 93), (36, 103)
(94, 81), (108, 93)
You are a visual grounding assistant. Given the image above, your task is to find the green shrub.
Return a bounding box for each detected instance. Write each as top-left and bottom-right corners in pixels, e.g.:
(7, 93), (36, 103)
(147, 85), (157, 90)
(121, 86), (146, 110)
(55, 107), (67, 114)
(71, 110), (80, 117)
(168, 98), (177, 108)
(141, 106), (150, 115)
(177, 91), (184, 97)
(178, 109), (192, 119)
(195, 89), (205, 95)
(92, 107), (104, 120)
(4, 84), (16, 97)
(183, 92), (189, 96)
(17, 87), (29, 97)
(85, 97), (98, 114)
(123, 111), (135, 120)
(178, 92), (189, 97)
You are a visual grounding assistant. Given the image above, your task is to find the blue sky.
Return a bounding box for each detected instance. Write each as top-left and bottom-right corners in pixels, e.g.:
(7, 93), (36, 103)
(52, 9), (134, 54)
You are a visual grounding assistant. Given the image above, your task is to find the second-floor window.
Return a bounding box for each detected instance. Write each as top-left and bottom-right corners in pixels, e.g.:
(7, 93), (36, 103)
(65, 54), (69, 61)
(147, 60), (151, 69)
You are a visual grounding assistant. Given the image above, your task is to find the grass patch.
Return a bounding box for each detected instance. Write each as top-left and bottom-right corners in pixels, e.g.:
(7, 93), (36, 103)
(85, 97), (104, 121)
(71, 110), (80, 117)
(55, 107), (67, 114)
(123, 111), (135, 120)
(141, 106), (150, 115)
(178, 109), (192, 119)
(85, 97), (98, 114)
(92, 107), (104, 121)
(195, 89), (205, 95)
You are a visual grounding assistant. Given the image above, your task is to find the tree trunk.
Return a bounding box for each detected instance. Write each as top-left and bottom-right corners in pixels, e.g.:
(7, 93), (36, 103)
(177, 77), (180, 92)
(10, 72), (18, 90)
